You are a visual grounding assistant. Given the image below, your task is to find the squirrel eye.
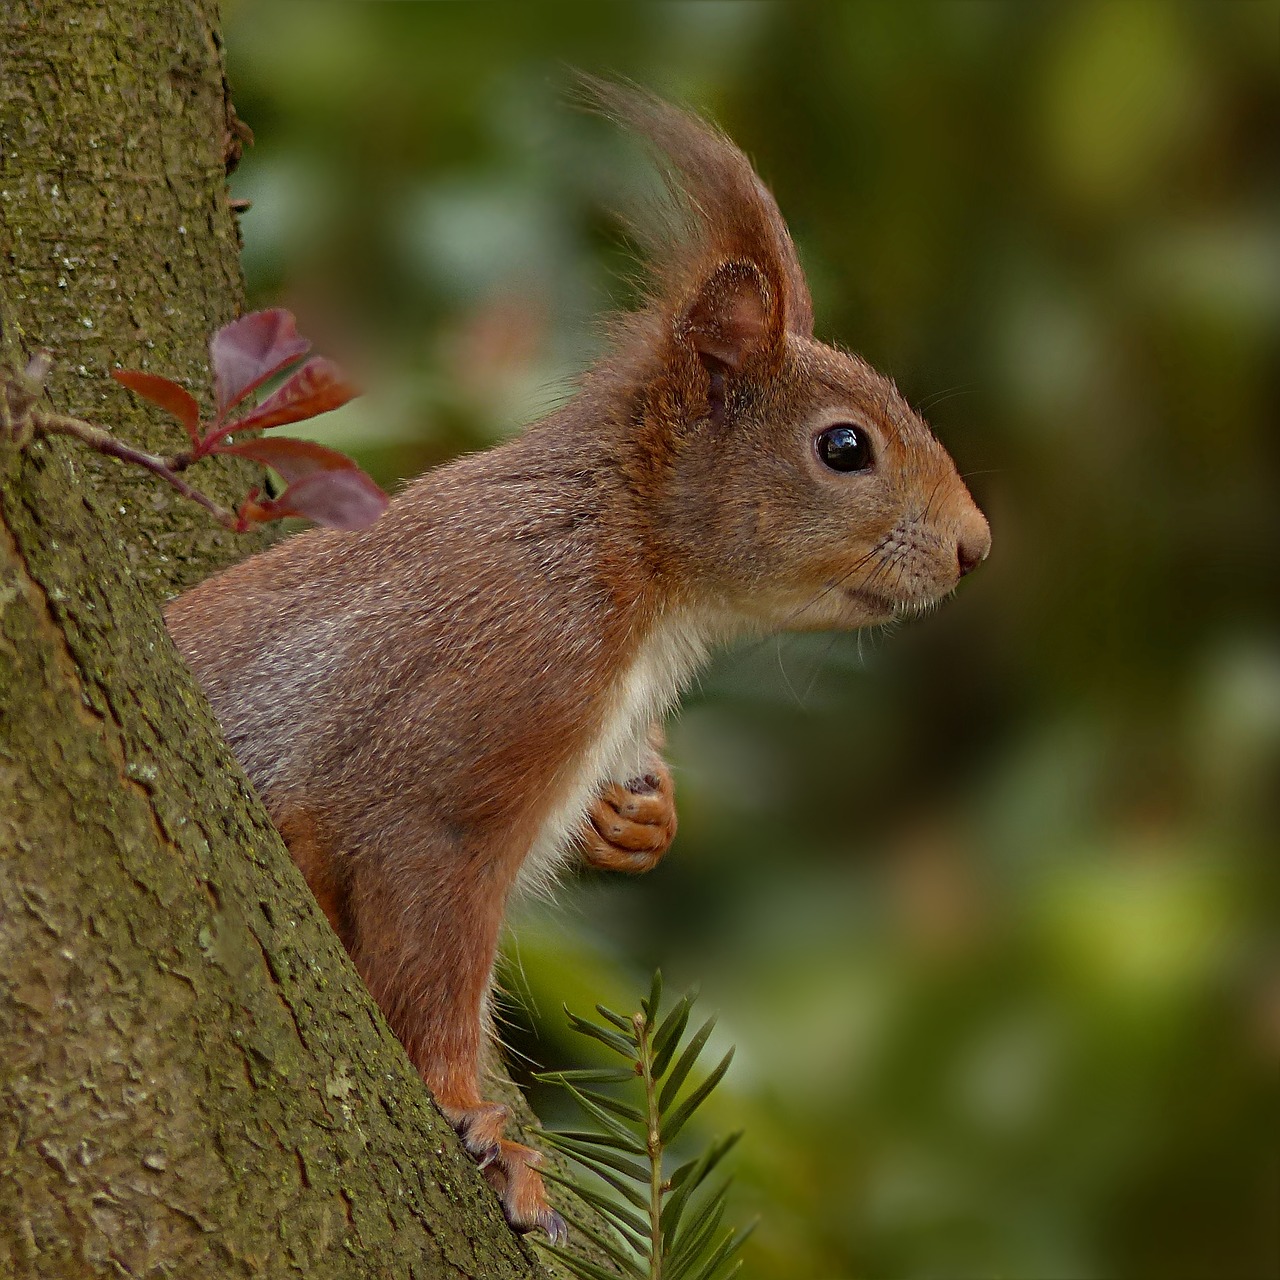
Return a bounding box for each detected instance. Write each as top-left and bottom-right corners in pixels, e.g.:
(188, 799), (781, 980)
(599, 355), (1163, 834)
(816, 424), (874, 473)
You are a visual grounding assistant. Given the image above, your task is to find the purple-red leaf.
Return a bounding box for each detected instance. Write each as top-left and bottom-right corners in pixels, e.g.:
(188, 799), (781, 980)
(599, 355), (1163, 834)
(239, 468), (388, 531)
(211, 308), (310, 420)
(229, 357), (357, 433)
(111, 369), (202, 444)
(218, 435), (366, 484)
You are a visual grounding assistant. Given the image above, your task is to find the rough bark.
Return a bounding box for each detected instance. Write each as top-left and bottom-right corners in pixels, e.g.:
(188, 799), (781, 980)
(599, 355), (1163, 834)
(0, 3), (578, 1276)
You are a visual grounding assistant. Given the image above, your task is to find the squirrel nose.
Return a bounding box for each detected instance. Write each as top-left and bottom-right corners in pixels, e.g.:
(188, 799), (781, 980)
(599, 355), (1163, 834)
(956, 515), (991, 578)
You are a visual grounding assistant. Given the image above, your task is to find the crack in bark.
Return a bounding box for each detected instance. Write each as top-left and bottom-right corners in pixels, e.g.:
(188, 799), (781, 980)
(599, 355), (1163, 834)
(2, 495), (187, 881)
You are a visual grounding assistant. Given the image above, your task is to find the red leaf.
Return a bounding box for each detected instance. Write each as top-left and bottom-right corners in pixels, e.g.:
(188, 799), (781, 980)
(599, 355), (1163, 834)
(229, 357), (357, 433)
(218, 435), (364, 484)
(111, 369), (202, 444)
(210, 308), (310, 420)
(240, 468), (388, 531)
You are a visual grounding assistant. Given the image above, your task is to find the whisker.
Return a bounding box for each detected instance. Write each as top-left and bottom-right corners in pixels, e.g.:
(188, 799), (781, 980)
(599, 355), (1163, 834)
(774, 634), (805, 710)
(801, 632), (841, 702)
(920, 476), (946, 525)
(778, 537), (891, 628)
(917, 384), (976, 413)
(726, 536), (887, 679)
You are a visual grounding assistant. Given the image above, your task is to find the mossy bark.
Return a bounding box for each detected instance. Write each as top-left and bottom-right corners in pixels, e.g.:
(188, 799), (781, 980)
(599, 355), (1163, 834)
(0, 3), (579, 1276)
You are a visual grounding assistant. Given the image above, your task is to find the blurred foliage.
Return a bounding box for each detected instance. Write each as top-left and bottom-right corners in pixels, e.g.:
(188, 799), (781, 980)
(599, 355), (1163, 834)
(223, 3), (1279, 1277)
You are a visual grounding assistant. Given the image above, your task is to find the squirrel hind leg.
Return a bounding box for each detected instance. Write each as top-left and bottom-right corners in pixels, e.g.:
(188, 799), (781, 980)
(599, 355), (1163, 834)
(276, 806), (354, 946)
(439, 1098), (567, 1243)
(337, 849), (566, 1241)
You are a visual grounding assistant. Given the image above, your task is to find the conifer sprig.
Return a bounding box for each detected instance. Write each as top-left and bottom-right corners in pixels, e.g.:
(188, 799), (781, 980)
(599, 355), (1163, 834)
(536, 973), (753, 1280)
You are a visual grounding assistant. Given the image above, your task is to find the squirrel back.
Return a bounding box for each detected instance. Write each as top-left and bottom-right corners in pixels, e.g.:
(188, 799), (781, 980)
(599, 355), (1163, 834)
(165, 79), (989, 1239)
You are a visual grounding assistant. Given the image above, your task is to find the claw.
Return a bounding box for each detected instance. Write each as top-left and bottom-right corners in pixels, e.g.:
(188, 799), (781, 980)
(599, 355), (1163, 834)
(443, 1100), (508, 1166)
(539, 1208), (569, 1246)
(481, 1138), (564, 1240)
(441, 1103), (563, 1240)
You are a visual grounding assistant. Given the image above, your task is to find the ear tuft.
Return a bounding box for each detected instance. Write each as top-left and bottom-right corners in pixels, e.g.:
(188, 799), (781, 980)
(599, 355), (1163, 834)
(575, 75), (814, 344)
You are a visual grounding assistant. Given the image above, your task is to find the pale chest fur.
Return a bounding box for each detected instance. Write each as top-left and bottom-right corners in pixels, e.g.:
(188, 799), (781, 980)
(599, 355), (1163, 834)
(516, 613), (711, 897)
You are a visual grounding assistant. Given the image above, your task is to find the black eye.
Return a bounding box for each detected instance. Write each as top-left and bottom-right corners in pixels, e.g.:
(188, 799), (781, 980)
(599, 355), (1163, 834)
(816, 423), (874, 473)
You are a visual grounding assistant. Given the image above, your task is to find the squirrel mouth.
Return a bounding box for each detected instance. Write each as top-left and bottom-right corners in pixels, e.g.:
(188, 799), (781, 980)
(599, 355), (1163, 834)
(842, 586), (900, 617)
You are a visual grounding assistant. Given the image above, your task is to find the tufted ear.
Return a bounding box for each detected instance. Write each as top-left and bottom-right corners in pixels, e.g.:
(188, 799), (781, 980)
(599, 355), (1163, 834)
(577, 75), (815, 350)
(681, 260), (780, 373)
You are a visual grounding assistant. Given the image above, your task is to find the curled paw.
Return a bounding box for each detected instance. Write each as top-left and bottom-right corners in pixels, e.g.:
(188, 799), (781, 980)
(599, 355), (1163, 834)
(581, 764), (677, 874)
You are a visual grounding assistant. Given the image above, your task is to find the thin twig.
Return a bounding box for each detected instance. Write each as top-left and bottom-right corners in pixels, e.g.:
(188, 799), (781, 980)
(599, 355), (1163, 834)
(29, 408), (238, 529)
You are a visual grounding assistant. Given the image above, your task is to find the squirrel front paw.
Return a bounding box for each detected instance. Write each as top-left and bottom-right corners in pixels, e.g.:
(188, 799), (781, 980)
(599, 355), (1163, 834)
(580, 763), (677, 874)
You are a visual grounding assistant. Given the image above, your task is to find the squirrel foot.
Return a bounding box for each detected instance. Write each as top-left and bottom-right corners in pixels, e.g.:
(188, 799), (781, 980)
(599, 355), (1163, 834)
(484, 1139), (567, 1245)
(581, 764), (677, 874)
(444, 1101), (567, 1243)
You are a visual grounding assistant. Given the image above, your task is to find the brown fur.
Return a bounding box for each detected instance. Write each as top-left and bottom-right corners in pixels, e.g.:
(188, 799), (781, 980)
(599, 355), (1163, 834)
(166, 80), (989, 1239)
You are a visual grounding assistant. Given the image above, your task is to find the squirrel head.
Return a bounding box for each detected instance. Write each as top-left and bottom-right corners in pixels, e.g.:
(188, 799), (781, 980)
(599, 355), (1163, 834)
(583, 79), (990, 633)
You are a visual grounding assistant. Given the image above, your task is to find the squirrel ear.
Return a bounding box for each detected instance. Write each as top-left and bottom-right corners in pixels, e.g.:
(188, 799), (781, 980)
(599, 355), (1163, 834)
(682, 260), (779, 372)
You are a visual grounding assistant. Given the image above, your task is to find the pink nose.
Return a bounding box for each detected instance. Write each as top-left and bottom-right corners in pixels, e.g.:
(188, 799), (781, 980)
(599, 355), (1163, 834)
(956, 513), (991, 578)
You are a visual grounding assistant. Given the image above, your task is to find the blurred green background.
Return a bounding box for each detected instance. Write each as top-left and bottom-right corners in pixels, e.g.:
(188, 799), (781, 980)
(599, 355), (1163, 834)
(222, 4), (1279, 1277)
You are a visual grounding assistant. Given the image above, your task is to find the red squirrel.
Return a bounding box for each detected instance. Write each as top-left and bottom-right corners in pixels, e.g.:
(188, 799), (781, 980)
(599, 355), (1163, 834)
(167, 81), (990, 1241)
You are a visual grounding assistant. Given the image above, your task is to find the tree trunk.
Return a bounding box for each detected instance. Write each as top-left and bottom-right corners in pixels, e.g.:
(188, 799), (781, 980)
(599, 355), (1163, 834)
(0, 4), (572, 1276)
